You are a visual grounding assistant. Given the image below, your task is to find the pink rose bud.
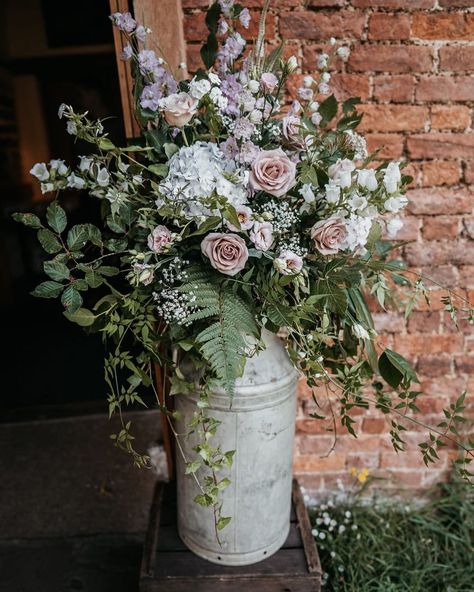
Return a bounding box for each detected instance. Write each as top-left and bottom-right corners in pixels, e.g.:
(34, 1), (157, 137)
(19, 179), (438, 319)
(201, 233), (249, 276)
(260, 72), (278, 93)
(147, 225), (172, 254)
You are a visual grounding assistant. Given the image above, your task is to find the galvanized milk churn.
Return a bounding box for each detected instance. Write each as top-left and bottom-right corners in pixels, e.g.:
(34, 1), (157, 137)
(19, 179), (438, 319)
(175, 329), (298, 565)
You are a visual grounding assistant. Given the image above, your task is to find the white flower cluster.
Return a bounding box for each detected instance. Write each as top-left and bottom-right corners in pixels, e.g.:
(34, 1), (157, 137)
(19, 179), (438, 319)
(154, 289), (197, 326)
(260, 199), (299, 233)
(158, 141), (248, 219)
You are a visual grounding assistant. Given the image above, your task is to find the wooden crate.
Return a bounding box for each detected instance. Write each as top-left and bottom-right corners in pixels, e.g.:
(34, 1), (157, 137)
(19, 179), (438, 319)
(140, 479), (322, 592)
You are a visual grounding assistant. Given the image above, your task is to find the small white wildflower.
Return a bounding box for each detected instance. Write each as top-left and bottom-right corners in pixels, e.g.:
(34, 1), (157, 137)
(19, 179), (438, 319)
(321, 72), (331, 83)
(29, 162), (49, 181)
(40, 182), (55, 194)
(78, 156), (93, 172)
(387, 216), (404, 238)
(318, 82), (331, 95)
(96, 167), (110, 187)
(49, 159), (68, 175)
(303, 75), (315, 88)
(287, 55), (298, 73)
(189, 77), (211, 100)
(66, 120), (77, 135)
(330, 37), (337, 45)
(317, 53), (329, 69)
(336, 46), (350, 60)
(318, 532), (326, 540)
(344, 510), (352, 519)
(384, 195), (408, 213)
(330, 551), (336, 558)
(57, 103), (68, 119)
(311, 528), (318, 537)
(67, 172), (85, 190)
(299, 183), (316, 204)
(338, 524), (346, 534)
(311, 112), (322, 126)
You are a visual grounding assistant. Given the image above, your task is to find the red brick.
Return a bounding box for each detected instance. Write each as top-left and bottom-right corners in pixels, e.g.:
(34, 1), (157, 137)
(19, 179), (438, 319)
(422, 161), (461, 187)
(439, 46), (474, 73)
(293, 453), (346, 472)
(417, 355), (453, 377)
(419, 265), (459, 288)
(407, 311), (441, 334)
(412, 13), (474, 41)
(352, 0), (434, 7)
(417, 76), (474, 102)
(373, 312), (404, 333)
(431, 105), (471, 130)
(349, 46), (433, 73)
(362, 418), (388, 434)
(454, 355), (474, 374)
(369, 13), (410, 40)
(439, 0), (474, 6)
(366, 133), (405, 159)
(465, 162), (474, 184)
(407, 188), (474, 215)
(459, 265), (474, 288)
(298, 435), (338, 456)
(303, 44), (344, 71)
(296, 418), (337, 435)
(309, 0), (347, 5)
(381, 451), (436, 470)
(330, 73), (371, 101)
(373, 75), (415, 103)
(407, 134), (474, 160)
(184, 11), (277, 42)
(346, 452), (380, 470)
(358, 105), (428, 132)
(186, 44), (204, 73)
(280, 11), (365, 40)
(394, 334), (464, 355)
(421, 377), (467, 399)
(385, 215), (421, 240)
(405, 241), (474, 266)
(422, 216), (461, 240)
(464, 216), (474, 239)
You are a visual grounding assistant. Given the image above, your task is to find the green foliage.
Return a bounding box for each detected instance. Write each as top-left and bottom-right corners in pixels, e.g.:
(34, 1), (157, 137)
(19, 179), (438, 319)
(12, 212), (43, 229)
(200, 1), (221, 69)
(318, 94), (338, 126)
(310, 479), (474, 591)
(46, 201), (67, 233)
(379, 349), (419, 390)
(179, 268), (258, 395)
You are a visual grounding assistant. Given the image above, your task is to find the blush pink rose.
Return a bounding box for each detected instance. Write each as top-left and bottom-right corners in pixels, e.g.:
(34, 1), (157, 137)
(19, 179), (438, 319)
(201, 232), (249, 276)
(311, 217), (348, 255)
(249, 148), (297, 197)
(147, 225), (172, 253)
(249, 221), (274, 251)
(260, 72), (278, 93)
(161, 92), (198, 127)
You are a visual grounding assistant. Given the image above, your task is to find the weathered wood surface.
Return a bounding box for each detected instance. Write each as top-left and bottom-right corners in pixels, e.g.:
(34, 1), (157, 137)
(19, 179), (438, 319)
(140, 480), (322, 592)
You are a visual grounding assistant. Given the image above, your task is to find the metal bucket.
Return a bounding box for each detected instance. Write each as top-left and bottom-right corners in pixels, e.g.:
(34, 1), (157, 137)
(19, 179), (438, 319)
(175, 330), (297, 566)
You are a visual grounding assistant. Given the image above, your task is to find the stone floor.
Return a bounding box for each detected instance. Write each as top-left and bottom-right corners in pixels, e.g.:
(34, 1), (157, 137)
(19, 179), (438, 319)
(0, 411), (161, 592)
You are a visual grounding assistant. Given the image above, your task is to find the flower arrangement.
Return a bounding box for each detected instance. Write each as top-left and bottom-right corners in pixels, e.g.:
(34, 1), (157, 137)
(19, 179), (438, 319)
(15, 0), (473, 526)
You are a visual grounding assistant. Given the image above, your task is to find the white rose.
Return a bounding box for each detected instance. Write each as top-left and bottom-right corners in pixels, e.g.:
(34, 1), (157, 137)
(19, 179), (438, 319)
(249, 109), (263, 124)
(30, 162), (49, 181)
(189, 78), (211, 100)
(161, 92), (198, 127)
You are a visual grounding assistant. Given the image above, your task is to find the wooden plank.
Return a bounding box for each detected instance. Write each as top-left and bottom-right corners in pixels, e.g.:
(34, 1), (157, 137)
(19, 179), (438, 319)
(142, 574), (320, 592)
(140, 481), (165, 579)
(109, 0), (141, 139)
(292, 479), (322, 576)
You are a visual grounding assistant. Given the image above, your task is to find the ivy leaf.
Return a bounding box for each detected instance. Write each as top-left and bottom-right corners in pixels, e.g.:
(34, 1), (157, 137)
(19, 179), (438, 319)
(67, 225), (89, 251)
(38, 229), (62, 254)
(44, 260), (70, 281)
(12, 212), (43, 229)
(318, 94), (338, 126)
(46, 201), (67, 233)
(216, 516), (232, 530)
(64, 307), (96, 327)
(61, 285), (83, 313)
(31, 280), (64, 299)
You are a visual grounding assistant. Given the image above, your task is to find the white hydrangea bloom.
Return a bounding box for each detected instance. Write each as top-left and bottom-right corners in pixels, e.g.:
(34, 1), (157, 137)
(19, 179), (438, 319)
(189, 77), (211, 100)
(158, 141), (248, 219)
(342, 214), (373, 251)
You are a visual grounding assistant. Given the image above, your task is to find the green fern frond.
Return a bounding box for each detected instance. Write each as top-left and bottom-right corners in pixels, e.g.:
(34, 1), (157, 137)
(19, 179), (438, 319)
(178, 267), (258, 395)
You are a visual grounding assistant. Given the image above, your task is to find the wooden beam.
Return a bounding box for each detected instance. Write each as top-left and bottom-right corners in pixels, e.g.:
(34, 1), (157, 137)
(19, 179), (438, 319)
(109, 0), (141, 139)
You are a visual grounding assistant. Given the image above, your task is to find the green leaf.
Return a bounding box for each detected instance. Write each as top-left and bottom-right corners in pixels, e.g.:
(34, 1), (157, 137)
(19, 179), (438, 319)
(185, 460), (202, 474)
(31, 280), (64, 299)
(318, 94), (338, 125)
(312, 278), (347, 315)
(67, 225), (89, 251)
(379, 349), (419, 389)
(44, 260), (70, 281)
(61, 285), (83, 313)
(46, 201), (67, 233)
(12, 212), (43, 229)
(98, 138), (115, 151)
(188, 216), (220, 237)
(85, 270), (104, 288)
(99, 266), (120, 277)
(37, 229), (62, 254)
(85, 224), (102, 246)
(342, 96), (361, 115)
(365, 221), (382, 252)
(148, 163), (169, 177)
(164, 143), (179, 159)
(64, 307), (96, 327)
(216, 516), (232, 530)
(201, 32), (218, 69)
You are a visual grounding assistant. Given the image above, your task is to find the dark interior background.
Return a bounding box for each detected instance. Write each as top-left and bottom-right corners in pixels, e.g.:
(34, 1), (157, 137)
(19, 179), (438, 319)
(0, 0), (126, 420)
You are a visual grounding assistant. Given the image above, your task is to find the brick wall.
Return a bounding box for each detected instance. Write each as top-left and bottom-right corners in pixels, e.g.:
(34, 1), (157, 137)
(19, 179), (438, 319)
(182, 0), (474, 495)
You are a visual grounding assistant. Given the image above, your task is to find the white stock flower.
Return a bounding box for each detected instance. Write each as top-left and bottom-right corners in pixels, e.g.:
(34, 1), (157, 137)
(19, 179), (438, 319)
(328, 159), (355, 188)
(384, 195), (408, 213)
(299, 184), (316, 204)
(325, 182), (341, 204)
(96, 167), (110, 187)
(386, 217), (404, 238)
(67, 173), (85, 189)
(383, 162), (401, 193)
(189, 77), (211, 100)
(30, 163), (49, 181)
(49, 159), (68, 175)
(357, 169), (378, 191)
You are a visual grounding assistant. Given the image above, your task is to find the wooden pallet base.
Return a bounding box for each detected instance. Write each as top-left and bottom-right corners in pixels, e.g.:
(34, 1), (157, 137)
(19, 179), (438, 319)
(140, 479), (322, 592)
